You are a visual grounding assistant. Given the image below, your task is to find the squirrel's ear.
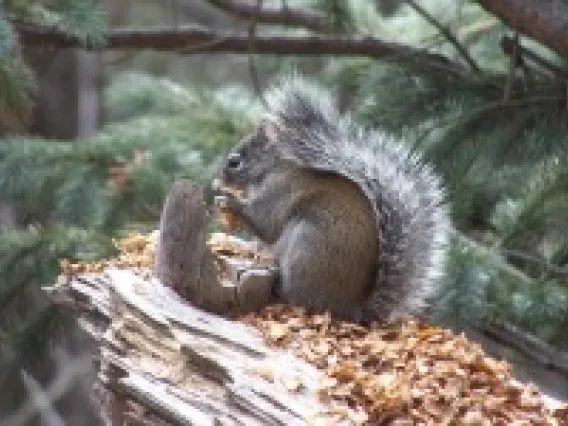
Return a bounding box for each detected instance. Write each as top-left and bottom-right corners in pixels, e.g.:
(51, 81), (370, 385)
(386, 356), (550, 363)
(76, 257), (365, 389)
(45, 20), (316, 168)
(260, 119), (281, 145)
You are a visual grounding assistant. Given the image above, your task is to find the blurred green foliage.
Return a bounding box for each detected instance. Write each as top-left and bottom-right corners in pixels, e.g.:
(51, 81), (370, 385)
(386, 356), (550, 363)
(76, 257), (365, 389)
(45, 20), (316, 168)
(0, 6), (567, 418)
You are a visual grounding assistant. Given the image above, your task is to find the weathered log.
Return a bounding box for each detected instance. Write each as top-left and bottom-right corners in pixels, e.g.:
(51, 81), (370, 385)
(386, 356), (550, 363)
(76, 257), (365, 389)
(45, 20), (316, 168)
(45, 269), (358, 425)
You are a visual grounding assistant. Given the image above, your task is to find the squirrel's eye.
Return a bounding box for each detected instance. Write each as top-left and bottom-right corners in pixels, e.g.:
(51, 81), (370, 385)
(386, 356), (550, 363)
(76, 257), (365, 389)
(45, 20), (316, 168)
(227, 152), (243, 169)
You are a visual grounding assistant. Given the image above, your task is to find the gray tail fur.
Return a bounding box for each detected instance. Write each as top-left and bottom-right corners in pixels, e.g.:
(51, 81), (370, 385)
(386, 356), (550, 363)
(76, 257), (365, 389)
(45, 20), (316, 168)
(263, 74), (450, 321)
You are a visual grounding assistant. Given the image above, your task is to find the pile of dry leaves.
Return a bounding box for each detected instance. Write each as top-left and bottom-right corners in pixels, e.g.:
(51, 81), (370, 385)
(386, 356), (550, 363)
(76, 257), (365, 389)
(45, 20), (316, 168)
(240, 305), (567, 424)
(60, 231), (157, 275)
(59, 232), (568, 425)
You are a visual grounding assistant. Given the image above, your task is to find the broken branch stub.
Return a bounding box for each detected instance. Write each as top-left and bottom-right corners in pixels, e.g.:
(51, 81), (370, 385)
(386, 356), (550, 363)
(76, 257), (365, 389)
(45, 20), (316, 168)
(154, 179), (276, 316)
(154, 179), (221, 308)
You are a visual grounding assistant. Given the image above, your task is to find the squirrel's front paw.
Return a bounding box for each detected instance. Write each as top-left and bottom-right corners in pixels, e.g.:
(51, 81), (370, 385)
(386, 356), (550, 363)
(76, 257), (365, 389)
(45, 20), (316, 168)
(213, 179), (245, 212)
(214, 193), (245, 233)
(216, 192), (243, 215)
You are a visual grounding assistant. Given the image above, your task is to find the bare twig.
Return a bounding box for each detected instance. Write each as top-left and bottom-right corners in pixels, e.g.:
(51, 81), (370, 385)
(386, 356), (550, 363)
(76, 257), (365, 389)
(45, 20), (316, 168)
(171, 0), (179, 28)
(501, 35), (568, 81)
(17, 369), (65, 426)
(247, 0), (268, 108)
(404, 0), (481, 73)
(4, 355), (94, 426)
(503, 32), (520, 102)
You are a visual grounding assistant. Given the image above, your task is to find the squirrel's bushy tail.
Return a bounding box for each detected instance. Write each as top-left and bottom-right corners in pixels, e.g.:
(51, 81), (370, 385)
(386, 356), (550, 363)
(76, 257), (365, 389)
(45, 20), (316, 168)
(263, 74), (450, 321)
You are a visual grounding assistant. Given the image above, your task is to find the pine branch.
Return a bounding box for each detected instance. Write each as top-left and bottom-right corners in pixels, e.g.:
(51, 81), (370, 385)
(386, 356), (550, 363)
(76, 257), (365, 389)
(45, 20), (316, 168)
(14, 22), (466, 76)
(203, 0), (330, 32)
(476, 0), (568, 58)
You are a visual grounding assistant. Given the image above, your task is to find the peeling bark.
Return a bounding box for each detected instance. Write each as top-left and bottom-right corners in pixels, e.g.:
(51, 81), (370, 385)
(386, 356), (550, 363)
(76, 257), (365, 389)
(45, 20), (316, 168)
(44, 269), (355, 425)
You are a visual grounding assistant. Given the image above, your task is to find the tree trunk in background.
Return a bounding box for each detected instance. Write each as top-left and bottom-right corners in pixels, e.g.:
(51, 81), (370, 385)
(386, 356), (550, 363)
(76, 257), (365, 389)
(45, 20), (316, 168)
(76, 50), (102, 138)
(23, 47), (102, 140)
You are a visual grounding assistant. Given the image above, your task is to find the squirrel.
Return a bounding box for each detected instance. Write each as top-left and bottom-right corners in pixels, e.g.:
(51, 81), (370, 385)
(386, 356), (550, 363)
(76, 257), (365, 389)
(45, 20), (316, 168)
(219, 74), (450, 323)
